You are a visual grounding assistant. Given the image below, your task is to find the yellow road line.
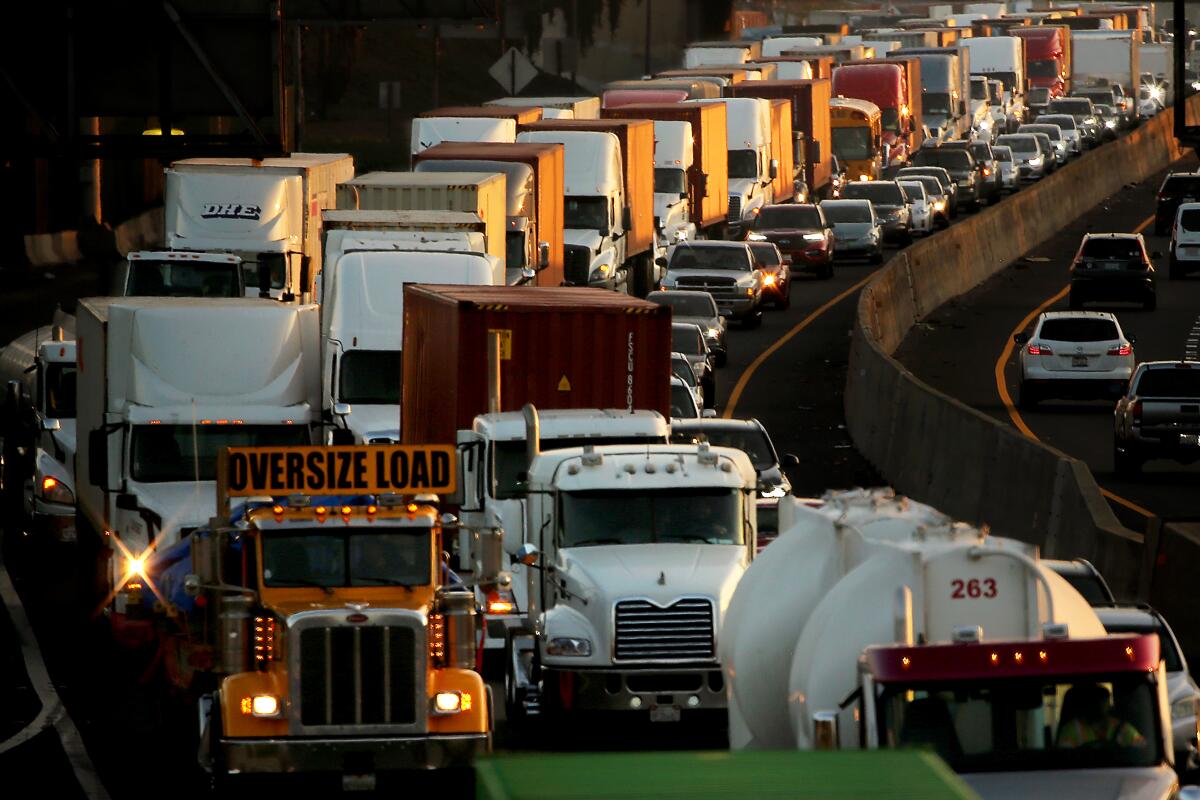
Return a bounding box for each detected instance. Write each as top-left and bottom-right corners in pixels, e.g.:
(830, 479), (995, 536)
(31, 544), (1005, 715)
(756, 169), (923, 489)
(993, 213), (1157, 519)
(723, 270), (880, 418)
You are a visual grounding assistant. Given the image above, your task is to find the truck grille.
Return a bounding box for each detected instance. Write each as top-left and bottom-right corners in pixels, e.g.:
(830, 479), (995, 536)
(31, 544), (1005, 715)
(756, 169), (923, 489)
(674, 276), (739, 300)
(727, 195), (742, 223)
(298, 625), (418, 726)
(563, 245), (592, 286)
(614, 598), (716, 662)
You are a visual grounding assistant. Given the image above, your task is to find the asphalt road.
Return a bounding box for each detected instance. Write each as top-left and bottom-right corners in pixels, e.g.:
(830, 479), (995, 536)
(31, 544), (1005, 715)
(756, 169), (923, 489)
(896, 151), (1200, 533)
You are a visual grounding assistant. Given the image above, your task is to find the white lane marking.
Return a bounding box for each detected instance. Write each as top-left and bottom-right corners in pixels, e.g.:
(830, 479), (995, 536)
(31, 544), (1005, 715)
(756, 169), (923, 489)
(0, 558), (110, 799)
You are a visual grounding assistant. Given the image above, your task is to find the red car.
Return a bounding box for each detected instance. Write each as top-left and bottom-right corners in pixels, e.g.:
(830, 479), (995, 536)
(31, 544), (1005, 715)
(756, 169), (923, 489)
(747, 241), (792, 309)
(747, 203), (834, 280)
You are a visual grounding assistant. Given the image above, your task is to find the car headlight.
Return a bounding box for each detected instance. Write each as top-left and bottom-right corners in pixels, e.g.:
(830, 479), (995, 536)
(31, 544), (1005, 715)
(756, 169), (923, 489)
(746, 232), (767, 241)
(704, 326), (721, 340)
(802, 232), (824, 241)
(933, 199), (946, 211)
(1105, 119), (1116, 129)
(39, 475), (74, 505)
(1029, 156), (1043, 167)
(545, 637), (592, 657)
(1172, 697), (1198, 720)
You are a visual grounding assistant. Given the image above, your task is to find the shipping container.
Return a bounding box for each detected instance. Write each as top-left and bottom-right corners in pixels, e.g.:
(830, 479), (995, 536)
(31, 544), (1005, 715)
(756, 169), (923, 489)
(601, 88), (690, 109)
(400, 285), (671, 444)
(601, 102), (730, 229)
(657, 67), (757, 85)
(604, 78), (722, 100)
(756, 55), (835, 79)
(413, 142), (565, 288)
(486, 96), (600, 119)
(517, 119), (655, 259)
(767, 98), (796, 202)
(419, 105), (544, 125)
(335, 172), (507, 267)
(728, 79), (833, 195)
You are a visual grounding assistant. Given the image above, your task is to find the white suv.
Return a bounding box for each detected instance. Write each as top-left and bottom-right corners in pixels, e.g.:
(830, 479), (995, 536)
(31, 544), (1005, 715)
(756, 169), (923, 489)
(1169, 201), (1200, 280)
(1013, 311), (1136, 408)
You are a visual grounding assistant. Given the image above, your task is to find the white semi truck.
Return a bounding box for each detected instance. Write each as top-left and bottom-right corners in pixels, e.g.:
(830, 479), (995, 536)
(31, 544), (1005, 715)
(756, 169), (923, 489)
(163, 154), (354, 302)
(0, 312), (78, 542)
(319, 210), (503, 444)
(410, 116), (515, 158)
(651, 120), (698, 245)
(692, 97), (776, 235)
(74, 298), (320, 626)
(723, 489), (1181, 799)
(498, 407), (758, 725)
(963, 36), (1027, 130)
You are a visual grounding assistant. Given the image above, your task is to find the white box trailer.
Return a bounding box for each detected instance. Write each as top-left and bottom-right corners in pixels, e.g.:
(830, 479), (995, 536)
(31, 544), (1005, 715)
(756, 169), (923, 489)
(1071, 31), (1141, 99)
(164, 153), (354, 302)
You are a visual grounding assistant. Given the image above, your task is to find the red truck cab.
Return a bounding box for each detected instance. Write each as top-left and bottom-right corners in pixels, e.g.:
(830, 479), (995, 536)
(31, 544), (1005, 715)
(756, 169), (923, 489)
(832, 63), (914, 165)
(1013, 27), (1071, 98)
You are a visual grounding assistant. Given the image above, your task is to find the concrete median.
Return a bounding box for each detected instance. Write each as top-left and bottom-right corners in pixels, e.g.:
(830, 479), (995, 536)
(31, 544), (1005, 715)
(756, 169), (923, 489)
(846, 99), (1199, 598)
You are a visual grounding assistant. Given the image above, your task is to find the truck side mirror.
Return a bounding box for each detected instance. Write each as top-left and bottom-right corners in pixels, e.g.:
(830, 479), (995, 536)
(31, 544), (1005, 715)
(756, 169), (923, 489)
(256, 260), (274, 299)
(813, 710), (840, 750)
(88, 428), (110, 490)
(769, 159), (780, 180)
(655, 257), (668, 268)
(333, 402), (352, 417)
(515, 542), (540, 566)
(537, 241), (550, 269)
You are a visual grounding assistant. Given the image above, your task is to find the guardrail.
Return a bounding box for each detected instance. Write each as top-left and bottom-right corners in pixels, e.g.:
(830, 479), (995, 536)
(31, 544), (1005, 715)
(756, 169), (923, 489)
(845, 97), (1200, 600)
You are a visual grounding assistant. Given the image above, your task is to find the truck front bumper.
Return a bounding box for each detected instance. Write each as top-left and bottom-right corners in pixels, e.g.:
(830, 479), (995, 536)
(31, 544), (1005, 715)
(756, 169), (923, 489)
(220, 733), (489, 774)
(541, 666), (727, 715)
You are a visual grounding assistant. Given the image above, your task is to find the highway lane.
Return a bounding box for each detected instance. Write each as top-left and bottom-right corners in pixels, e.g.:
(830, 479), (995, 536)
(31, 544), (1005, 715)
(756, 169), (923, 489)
(896, 152), (1200, 532)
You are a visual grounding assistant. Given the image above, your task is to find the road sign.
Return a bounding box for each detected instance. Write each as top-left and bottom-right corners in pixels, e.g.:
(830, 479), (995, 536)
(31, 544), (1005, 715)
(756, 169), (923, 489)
(489, 47), (538, 95)
(219, 445), (457, 498)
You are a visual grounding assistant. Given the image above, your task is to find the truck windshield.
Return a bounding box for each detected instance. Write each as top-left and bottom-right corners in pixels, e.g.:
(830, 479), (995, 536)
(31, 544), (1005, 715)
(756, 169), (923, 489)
(130, 424), (310, 482)
(339, 350), (400, 405)
(832, 127), (874, 161)
(128, 260), (242, 298)
(924, 93), (952, 117)
(878, 674), (1161, 772)
(262, 528), (431, 589)
(564, 196), (608, 231)
(880, 108), (900, 133)
(728, 150), (759, 179)
(506, 230), (527, 269)
(559, 488), (743, 546)
(1028, 62), (1058, 80)
(1135, 368), (1200, 399)
(655, 168), (688, 196)
(45, 363), (76, 418)
(971, 81), (988, 100)
(491, 437), (666, 499)
(669, 245), (751, 271)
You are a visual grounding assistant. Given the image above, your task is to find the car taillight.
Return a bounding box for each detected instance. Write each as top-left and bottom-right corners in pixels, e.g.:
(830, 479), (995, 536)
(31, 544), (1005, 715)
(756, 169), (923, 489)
(1028, 343), (1053, 356)
(1131, 399), (1143, 424)
(1107, 343), (1132, 356)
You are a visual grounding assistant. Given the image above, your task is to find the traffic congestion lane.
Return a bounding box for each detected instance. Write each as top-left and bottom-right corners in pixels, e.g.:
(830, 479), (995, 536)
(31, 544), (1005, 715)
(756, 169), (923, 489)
(895, 154), (1200, 531)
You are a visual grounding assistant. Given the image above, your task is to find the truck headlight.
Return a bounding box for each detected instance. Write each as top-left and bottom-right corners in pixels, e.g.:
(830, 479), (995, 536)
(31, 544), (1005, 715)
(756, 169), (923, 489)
(545, 636), (592, 656)
(432, 690), (473, 715)
(240, 694), (281, 717)
(39, 475), (74, 505)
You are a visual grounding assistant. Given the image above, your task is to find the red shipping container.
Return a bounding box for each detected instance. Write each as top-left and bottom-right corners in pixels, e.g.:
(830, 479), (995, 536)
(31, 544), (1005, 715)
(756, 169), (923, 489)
(401, 285), (672, 444)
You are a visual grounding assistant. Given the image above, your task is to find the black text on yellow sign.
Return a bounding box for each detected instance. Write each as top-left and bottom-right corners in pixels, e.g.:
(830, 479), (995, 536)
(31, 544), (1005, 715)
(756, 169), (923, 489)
(221, 445), (457, 497)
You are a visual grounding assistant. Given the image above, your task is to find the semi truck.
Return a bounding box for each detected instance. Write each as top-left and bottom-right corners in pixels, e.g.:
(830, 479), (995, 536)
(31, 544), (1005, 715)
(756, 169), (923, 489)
(891, 48), (970, 141)
(163, 154), (355, 302)
(319, 210), (504, 445)
(691, 97), (777, 234)
(139, 444), (489, 788)
(413, 141), (566, 289)
(832, 62), (919, 165)
(722, 489), (1180, 798)
(728, 79), (834, 199)
(500, 410), (759, 727)
(830, 98), (885, 181)
(0, 313), (77, 542)
(963, 35), (1027, 128)
(517, 119), (657, 296)
(335, 171), (507, 277)
(683, 41), (761, 68)
(75, 299), (320, 629)
(411, 106), (542, 158)
(1013, 26), (1072, 98)
(601, 102), (730, 240)
(603, 78), (722, 101)
(1071, 31), (1141, 109)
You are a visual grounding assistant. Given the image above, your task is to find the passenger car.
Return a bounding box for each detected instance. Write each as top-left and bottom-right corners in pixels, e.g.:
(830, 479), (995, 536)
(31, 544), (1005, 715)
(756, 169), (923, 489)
(1046, 97), (1100, 146)
(839, 181), (911, 244)
(990, 145), (1018, 191)
(670, 417), (797, 499)
(646, 289), (727, 366)
(911, 146), (980, 211)
(671, 322), (715, 408)
(747, 241), (793, 308)
(1017, 123), (1068, 166)
(819, 199), (882, 263)
(1035, 113), (1083, 154)
(944, 139), (1002, 203)
(1093, 103), (1120, 141)
(1068, 233), (1156, 311)
(1013, 311), (1136, 407)
(1043, 559), (1115, 605)
(671, 352), (705, 412)
(896, 166), (957, 216)
(747, 204), (833, 281)
(904, 175), (950, 228)
(1113, 360), (1200, 474)
(897, 180), (934, 235)
(1170, 202), (1200, 279)
(1026, 87), (1051, 119)
(669, 375), (701, 419)
(994, 134), (1047, 181)
(659, 241), (764, 327)
(1095, 604), (1200, 770)
(1156, 171), (1200, 235)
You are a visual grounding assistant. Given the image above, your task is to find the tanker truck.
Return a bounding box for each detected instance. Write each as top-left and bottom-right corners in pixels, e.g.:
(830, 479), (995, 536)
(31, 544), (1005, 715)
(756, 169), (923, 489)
(722, 489), (1180, 798)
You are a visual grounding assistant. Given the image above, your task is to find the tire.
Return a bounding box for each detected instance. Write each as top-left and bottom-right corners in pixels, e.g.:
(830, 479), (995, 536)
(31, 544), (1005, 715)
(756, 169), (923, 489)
(1018, 381), (1039, 410)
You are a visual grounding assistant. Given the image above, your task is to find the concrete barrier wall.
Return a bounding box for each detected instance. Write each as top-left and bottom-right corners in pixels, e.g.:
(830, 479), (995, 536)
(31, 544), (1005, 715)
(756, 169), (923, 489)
(846, 99), (1198, 599)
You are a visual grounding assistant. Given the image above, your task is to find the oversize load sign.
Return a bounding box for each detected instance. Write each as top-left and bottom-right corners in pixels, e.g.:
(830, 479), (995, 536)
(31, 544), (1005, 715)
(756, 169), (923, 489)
(220, 445), (456, 497)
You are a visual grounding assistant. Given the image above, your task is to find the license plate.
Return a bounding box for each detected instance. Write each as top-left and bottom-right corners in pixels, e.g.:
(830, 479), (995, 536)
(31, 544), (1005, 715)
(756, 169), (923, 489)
(1182, 434), (1200, 447)
(1072, 356), (1088, 367)
(650, 706), (682, 723)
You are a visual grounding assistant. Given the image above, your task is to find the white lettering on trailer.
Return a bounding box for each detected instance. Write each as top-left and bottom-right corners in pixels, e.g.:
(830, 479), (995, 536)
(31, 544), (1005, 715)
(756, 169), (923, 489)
(627, 331), (635, 411)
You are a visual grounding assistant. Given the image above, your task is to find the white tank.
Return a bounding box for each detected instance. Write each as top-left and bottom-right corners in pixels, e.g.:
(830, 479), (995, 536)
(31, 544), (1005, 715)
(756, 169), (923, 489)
(722, 488), (1105, 751)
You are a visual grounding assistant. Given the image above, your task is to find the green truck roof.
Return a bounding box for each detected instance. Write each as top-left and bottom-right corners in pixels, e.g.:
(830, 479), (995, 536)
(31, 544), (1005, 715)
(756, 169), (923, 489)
(475, 750), (981, 799)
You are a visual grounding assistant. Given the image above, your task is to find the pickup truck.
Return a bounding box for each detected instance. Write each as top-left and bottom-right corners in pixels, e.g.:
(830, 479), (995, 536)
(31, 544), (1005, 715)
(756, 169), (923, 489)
(1114, 360), (1200, 475)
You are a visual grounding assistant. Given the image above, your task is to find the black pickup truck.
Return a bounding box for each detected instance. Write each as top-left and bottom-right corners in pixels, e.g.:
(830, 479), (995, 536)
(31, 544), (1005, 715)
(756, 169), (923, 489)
(1114, 361), (1200, 475)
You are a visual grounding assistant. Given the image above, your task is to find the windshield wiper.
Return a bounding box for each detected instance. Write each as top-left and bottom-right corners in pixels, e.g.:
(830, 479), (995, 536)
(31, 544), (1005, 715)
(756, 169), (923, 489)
(354, 575), (415, 589)
(272, 577), (335, 595)
(569, 537), (626, 546)
(659, 534), (717, 544)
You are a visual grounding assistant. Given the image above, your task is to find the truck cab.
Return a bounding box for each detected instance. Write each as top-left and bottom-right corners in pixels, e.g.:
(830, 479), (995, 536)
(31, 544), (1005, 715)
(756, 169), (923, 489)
(651, 120), (697, 244)
(505, 434), (757, 726)
(142, 447), (490, 787)
(693, 97), (776, 235)
(115, 251), (247, 298)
